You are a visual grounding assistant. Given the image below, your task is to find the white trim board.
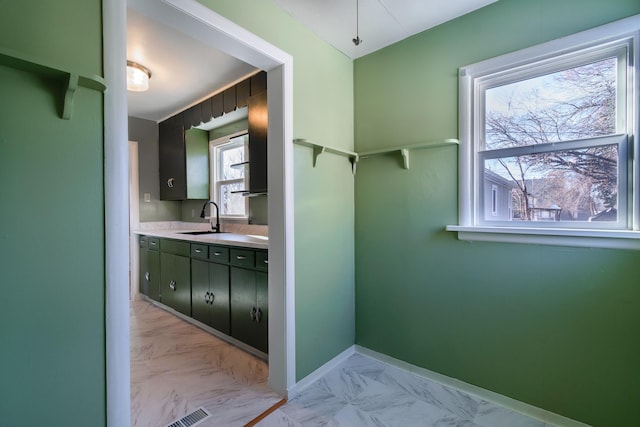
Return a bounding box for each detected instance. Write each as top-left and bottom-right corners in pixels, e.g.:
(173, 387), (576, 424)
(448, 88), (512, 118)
(355, 346), (592, 427)
(288, 345), (357, 396)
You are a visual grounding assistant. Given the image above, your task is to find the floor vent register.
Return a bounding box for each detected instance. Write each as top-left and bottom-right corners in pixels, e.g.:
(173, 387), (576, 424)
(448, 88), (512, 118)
(165, 407), (211, 427)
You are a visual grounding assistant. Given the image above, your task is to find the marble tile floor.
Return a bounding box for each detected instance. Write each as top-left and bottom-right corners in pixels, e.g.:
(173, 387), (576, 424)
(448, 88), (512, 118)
(130, 300), (282, 427)
(256, 353), (559, 427)
(132, 301), (560, 427)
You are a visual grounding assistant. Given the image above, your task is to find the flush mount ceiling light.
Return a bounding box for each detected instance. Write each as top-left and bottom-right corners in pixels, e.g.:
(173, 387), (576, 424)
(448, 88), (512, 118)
(352, 0), (362, 46)
(126, 60), (152, 92)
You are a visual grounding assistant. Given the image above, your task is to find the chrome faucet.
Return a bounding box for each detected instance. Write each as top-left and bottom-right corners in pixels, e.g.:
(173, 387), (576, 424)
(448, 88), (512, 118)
(200, 200), (221, 233)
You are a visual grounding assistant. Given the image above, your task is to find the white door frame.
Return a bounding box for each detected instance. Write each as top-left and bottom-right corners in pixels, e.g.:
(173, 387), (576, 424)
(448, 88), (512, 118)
(103, 1), (295, 425)
(129, 140), (140, 302)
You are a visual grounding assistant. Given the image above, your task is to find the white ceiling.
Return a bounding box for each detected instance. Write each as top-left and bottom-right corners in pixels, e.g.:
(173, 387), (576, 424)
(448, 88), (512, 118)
(126, 0), (497, 121)
(272, 0), (498, 59)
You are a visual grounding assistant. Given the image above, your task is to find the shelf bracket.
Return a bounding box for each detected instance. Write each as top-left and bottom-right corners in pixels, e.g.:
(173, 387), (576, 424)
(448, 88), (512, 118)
(400, 149), (410, 169)
(350, 154), (359, 175)
(312, 145), (326, 167)
(63, 74), (79, 120)
(293, 138), (358, 174)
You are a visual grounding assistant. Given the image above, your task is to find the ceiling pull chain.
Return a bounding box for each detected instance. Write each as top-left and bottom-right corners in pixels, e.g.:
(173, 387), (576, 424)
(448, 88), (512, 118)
(352, 0), (362, 46)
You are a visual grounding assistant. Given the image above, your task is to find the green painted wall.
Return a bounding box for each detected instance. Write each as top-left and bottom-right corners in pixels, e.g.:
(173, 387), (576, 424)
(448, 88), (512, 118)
(185, 128), (210, 199)
(353, 1), (640, 426)
(198, 1), (356, 380)
(0, 1), (105, 425)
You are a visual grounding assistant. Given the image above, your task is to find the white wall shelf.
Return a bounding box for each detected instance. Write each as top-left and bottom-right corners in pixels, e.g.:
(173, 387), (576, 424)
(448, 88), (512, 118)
(293, 138), (359, 174)
(358, 139), (459, 170)
(0, 46), (107, 120)
(294, 138), (459, 174)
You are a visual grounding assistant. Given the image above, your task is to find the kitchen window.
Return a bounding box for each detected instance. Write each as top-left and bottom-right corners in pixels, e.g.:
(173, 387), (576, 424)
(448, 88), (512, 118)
(448, 15), (640, 249)
(210, 132), (249, 218)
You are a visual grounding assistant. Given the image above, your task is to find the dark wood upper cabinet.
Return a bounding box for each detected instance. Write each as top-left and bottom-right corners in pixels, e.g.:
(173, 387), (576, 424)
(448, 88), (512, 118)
(159, 113), (209, 201)
(250, 72), (267, 95)
(201, 96), (213, 123)
(223, 86), (236, 114)
(236, 79), (251, 109)
(211, 93), (224, 118)
(248, 90), (268, 194)
(159, 116), (187, 201)
(184, 103), (202, 128)
(159, 71), (268, 200)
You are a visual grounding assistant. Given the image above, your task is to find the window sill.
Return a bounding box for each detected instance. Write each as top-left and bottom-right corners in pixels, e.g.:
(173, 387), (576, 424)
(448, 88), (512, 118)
(445, 225), (640, 250)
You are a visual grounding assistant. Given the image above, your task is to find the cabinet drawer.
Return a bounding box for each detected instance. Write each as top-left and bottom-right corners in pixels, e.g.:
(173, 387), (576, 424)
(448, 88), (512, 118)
(255, 250), (269, 271)
(230, 248), (255, 268)
(209, 246), (229, 264)
(190, 243), (209, 260)
(160, 239), (190, 256)
(148, 237), (160, 251)
(139, 235), (148, 248)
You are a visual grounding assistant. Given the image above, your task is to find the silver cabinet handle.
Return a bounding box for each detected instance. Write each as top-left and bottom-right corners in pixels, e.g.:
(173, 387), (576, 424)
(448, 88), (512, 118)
(144, 272), (150, 281)
(236, 255), (247, 260)
(255, 308), (263, 322)
(249, 307), (256, 321)
(167, 178), (175, 188)
(213, 251), (223, 256)
(169, 280), (176, 291)
(264, 260), (269, 264)
(150, 241), (157, 246)
(195, 248), (203, 253)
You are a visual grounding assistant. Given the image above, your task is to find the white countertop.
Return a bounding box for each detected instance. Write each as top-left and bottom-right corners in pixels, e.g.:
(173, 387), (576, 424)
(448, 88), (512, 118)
(134, 229), (268, 250)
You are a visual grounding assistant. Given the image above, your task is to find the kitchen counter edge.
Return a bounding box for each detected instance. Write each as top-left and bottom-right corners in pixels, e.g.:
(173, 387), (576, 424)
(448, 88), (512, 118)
(133, 230), (268, 250)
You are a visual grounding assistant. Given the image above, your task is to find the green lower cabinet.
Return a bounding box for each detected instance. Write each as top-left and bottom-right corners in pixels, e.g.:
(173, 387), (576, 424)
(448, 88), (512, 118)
(139, 243), (149, 296)
(192, 259), (230, 334)
(230, 266), (268, 353)
(255, 270), (268, 352)
(160, 252), (191, 316)
(139, 236), (160, 301)
(147, 250), (160, 301)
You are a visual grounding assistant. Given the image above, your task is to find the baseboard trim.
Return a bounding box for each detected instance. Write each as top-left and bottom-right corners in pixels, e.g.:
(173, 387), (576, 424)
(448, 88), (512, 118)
(287, 345), (356, 398)
(355, 345), (591, 427)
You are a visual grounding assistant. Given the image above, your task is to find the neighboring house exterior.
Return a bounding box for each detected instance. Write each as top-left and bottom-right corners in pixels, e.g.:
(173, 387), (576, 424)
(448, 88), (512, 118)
(484, 169), (516, 221)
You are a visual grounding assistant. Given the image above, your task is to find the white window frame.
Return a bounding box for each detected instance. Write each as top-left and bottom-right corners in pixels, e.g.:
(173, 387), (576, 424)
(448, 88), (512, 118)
(209, 130), (249, 219)
(447, 15), (640, 250)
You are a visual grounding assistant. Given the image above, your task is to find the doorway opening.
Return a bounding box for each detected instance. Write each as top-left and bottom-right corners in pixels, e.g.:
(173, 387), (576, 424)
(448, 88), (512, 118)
(104, 0), (295, 424)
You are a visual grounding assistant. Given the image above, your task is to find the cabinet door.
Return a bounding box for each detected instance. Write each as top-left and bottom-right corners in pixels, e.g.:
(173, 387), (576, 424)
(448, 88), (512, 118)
(209, 262), (230, 335)
(248, 91), (268, 194)
(139, 246), (149, 296)
(147, 250), (161, 301)
(160, 253), (191, 316)
(230, 267), (259, 349)
(255, 271), (268, 353)
(159, 119), (186, 200)
(191, 259), (210, 325)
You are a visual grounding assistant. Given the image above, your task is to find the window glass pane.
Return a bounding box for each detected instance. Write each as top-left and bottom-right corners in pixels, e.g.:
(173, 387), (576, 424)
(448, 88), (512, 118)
(219, 144), (245, 181)
(483, 145), (618, 222)
(219, 182), (246, 216)
(484, 57), (618, 150)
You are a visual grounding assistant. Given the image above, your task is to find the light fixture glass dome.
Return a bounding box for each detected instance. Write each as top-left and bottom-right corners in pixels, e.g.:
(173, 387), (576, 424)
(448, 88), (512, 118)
(126, 60), (152, 92)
